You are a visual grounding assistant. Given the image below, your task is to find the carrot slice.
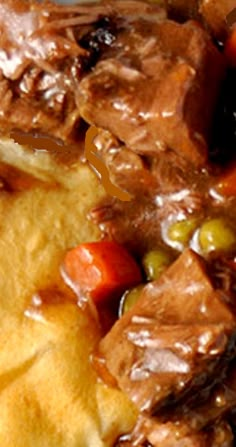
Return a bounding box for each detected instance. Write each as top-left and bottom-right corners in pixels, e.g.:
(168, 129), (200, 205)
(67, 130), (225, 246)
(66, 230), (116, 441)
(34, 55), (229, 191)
(62, 241), (142, 303)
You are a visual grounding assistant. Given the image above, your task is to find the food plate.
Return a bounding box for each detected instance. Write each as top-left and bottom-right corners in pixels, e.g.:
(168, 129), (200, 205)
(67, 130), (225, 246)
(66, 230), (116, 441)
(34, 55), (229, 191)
(0, 1), (236, 446)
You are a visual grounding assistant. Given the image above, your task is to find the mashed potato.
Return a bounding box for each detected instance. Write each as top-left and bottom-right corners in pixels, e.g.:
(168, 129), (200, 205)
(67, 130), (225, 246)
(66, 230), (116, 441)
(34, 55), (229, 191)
(0, 138), (137, 446)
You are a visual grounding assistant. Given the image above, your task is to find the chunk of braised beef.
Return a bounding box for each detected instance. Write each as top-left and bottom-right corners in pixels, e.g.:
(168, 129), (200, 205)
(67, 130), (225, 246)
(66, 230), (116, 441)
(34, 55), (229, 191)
(0, 0), (103, 143)
(0, 0), (165, 144)
(79, 19), (224, 167)
(97, 249), (236, 414)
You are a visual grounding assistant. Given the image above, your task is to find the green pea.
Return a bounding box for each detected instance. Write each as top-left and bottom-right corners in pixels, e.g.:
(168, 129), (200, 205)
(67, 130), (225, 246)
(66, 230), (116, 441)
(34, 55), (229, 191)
(142, 249), (172, 281)
(168, 219), (198, 246)
(199, 218), (236, 254)
(119, 285), (144, 317)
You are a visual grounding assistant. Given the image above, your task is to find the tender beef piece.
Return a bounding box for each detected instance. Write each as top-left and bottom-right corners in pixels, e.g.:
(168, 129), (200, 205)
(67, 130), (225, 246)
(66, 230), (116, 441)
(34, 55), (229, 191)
(0, 0), (105, 143)
(0, 0), (164, 144)
(79, 19), (224, 167)
(97, 249), (236, 414)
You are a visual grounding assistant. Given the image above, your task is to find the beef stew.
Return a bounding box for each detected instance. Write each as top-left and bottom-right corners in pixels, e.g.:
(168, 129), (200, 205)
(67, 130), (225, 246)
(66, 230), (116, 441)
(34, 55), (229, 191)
(1, 1), (236, 446)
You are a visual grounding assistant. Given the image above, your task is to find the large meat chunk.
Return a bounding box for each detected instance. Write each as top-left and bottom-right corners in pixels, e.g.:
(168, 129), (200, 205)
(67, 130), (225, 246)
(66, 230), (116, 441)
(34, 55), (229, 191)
(0, 0), (101, 143)
(0, 0), (165, 144)
(79, 19), (224, 166)
(97, 249), (236, 414)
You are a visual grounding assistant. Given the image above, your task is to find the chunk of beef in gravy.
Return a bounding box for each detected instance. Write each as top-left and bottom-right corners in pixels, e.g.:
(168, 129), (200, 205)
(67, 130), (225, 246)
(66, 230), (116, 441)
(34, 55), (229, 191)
(0, 0), (166, 144)
(97, 249), (236, 414)
(79, 19), (224, 166)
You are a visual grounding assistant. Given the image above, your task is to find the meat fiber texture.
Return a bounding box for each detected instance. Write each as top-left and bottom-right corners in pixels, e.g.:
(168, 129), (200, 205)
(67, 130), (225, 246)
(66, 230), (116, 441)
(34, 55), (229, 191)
(99, 249), (236, 446)
(98, 249), (236, 413)
(0, 0), (165, 144)
(78, 18), (225, 167)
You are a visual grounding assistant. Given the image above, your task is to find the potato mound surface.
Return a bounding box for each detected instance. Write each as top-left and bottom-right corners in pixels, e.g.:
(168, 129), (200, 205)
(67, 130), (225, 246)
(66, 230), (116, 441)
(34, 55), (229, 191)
(0, 138), (137, 447)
